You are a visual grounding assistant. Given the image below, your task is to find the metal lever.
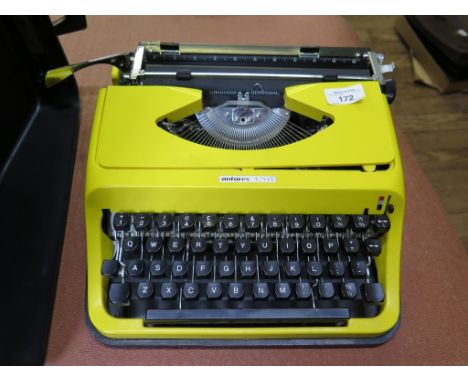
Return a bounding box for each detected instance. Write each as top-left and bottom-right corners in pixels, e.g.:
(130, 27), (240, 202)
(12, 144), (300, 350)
(367, 52), (395, 84)
(44, 52), (132, 88)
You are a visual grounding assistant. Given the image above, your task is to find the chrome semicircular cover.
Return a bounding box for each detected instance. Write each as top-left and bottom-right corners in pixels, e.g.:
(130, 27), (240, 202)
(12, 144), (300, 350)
(157, 91), (332, 150)
(195, 99), (290, 149)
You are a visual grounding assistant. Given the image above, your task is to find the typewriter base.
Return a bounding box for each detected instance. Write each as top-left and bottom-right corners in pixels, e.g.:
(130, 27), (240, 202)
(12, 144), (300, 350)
(85, 303), (400, 348)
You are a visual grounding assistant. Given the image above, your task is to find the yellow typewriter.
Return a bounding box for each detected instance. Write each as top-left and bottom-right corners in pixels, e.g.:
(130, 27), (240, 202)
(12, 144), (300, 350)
(52, 42), (405, 345)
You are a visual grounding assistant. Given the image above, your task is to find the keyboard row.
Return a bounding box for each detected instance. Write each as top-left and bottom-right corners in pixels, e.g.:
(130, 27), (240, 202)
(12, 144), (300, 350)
(109, 212), (391, 234)
(108, 280), (385, 304)
(102, 256), (374, 279)
(117, 236), (383, 256)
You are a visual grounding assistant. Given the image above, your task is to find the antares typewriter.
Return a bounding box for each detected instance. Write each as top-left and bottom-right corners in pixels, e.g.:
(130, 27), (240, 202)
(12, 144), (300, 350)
(48, 42), (404, 345)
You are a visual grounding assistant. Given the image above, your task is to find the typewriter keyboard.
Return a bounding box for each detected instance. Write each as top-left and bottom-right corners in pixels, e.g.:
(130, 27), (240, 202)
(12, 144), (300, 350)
(101, 212), (390, 326)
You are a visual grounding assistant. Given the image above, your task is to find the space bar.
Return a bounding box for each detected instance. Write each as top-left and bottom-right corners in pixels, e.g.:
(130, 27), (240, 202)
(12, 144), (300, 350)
(145, 308), (349, 326)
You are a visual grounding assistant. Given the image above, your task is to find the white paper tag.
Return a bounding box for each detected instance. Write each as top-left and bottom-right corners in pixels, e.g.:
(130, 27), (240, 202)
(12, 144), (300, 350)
(219, 175), (277, 183)
(324, 84), (365, 105)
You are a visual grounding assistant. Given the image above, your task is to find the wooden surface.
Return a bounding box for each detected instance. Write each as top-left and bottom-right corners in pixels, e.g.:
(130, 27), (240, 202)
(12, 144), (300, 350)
(345, 16), (468, 250)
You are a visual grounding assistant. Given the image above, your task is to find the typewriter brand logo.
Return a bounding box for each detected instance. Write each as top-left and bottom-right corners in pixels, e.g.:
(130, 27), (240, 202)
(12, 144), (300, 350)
(219, 175), (277, 183)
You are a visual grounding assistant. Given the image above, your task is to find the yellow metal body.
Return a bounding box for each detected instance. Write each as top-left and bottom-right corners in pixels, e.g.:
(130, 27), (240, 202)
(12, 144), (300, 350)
(85, 81), (405, 340)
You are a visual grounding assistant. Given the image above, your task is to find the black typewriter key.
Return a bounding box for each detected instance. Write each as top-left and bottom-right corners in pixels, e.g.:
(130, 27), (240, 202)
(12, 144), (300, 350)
(183, 282), (199, 299)
(288, 215), (305, 232)
(323, 238), (339, 254)
(113, 213), (129, 231)
(318, 281), (335, 299)
(253, 283), (269, 299)
(123, 237), (138, 252)
(296, 282), (313, 299)
(191, 237), (207, 253)
(145, 237), (163, 253)
(285, 261), (301, 277)
(306, 261), (323, 277)
(263, 261), (279, 277)
(150, 260), (166, 277)
(344, 238), (360, 254)
(266, 215), (284, 232)
(244, 214), (261, 232)
(228, 283), (244, 300)
(201, 214), (217, 231)
(218, 261), (235, 277)
(222, 214), (240, 232)
(137, 282), (154, 299)
(155, 213), (173, 231)
(363, 282), (385, 304)
(127, 260), (144, 277)
(195, 261), (212, 277)
(280, 238), (296, 254)
(235, 238), (251, 254)
(374, 214), (391, 235)
(101, 259), (119, 277)
(275, 283), (291, 299)
(365, 238), (382, 256)
(206, 282), (223, 299)
(134, 213), (150, 231)
(350, 260), (367, 277)
(213, 238), (229, 254)
(341, 282), (358, 299)
(240, 261), (256, 277)
(257, 238), (273, 254)
(109, 283), (129, 305)
(172, 261), (189, 277)
(161, 282), (177, 299)
(168, 237), (184, 254)
(308, 215), (326, 231)
(179, 214), (195, 232)
(301, 238), (317, 254)
(331, 215), (349, 231)
(329, 261), (345, 277)
(352, 215), (370, 231)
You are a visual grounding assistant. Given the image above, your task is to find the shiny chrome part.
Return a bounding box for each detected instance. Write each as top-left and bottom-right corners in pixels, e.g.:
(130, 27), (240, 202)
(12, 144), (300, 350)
(367, 51), (395, 84)
(158, 92), (332, 151)
(130, 45), (145, 80)
(156, 42), (302, 56)
(142, 70), (371, 81)
(196, 98), (290, 149)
